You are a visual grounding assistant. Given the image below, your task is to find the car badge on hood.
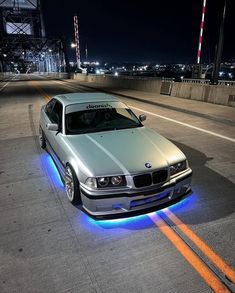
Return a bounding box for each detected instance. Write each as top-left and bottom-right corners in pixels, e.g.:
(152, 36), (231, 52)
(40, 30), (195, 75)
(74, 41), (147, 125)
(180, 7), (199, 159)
(145, 163), (152, 168)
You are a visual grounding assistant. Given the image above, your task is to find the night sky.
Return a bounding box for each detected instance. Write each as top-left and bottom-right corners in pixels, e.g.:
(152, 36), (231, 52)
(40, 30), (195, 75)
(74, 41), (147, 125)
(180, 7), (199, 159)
(42, 0), (235, 64)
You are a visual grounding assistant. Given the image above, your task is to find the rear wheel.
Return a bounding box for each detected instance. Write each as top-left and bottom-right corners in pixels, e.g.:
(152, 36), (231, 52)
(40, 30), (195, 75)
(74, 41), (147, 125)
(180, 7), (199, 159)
(65, 164), (82, 205)
(39, 126), (46, 149)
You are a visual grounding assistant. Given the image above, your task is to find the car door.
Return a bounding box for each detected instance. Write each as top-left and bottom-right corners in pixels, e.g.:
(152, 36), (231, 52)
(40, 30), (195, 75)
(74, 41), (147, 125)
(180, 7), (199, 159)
(49, 100), (66, 163)
(42, 99), (66, 175)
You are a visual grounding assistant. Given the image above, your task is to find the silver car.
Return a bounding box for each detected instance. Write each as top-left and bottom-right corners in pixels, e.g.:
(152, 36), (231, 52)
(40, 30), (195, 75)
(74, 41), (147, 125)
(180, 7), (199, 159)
(39, 93), (192, 218)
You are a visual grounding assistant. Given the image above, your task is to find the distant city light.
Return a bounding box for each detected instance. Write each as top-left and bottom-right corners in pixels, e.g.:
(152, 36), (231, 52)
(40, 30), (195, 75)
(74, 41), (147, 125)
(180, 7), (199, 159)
(219, 71), (224, 77)
(114, 71), (119, 76)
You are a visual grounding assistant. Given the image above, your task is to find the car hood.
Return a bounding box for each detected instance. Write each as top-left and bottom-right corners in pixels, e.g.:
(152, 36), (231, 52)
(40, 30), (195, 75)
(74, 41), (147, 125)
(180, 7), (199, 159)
(65, 127), (186, 176)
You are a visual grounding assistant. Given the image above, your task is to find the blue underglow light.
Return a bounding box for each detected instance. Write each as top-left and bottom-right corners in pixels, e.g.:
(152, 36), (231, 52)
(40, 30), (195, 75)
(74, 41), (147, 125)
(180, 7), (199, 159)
(84, 212), (153, 230)
(165, 193), (196, 212)
(41, 153), (64, 189)
(82, 193), (196, 229)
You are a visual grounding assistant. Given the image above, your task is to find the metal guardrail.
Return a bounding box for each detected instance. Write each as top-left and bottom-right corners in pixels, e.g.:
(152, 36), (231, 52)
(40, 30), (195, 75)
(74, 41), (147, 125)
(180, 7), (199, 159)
(182, 78), (235, 86)
(182, 79), (211, 84)
(218, 80), (235, 86)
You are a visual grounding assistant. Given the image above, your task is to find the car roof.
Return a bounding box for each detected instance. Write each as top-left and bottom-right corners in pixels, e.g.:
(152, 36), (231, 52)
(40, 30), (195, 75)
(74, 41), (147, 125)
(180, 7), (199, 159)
(53, 92), (121, 107)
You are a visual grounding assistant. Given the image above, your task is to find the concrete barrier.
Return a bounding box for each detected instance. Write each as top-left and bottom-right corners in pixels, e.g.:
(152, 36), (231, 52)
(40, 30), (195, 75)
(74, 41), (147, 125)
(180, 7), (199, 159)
(35, 72), (69, 79)
(74, 73), (162, 93)
(171, 82), (235, 106)
(0, 72), (13, 81)
(73, 73), (235, 107)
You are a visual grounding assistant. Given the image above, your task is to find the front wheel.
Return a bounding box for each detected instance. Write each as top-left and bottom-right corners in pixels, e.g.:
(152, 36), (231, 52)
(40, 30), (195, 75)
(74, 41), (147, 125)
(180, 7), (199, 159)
(64, 165), (82, 205)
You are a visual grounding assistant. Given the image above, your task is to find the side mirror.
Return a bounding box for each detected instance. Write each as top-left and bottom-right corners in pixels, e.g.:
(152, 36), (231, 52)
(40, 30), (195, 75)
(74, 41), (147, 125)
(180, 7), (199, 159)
(139, 114), (147, 122)
(46, 123), (59, 131)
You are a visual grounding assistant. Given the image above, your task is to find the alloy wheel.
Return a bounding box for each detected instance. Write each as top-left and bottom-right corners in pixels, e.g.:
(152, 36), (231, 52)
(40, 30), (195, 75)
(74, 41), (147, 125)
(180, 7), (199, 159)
(65, 166), (74, 201)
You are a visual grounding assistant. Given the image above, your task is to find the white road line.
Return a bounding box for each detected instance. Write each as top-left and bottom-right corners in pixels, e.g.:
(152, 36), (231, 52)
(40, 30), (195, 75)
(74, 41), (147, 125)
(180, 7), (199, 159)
(0, 81), (9, 92)
(131, 106), (235, 143)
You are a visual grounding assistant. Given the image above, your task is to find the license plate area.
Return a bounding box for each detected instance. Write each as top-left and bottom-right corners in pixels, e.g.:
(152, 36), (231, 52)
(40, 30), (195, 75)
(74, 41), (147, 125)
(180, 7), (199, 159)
(130, 191), (171, 209)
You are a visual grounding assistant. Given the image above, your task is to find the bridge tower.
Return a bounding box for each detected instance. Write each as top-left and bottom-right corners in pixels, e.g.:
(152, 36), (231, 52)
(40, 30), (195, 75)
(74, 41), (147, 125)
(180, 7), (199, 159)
(73, 14), (81, 69)
(192, 0), (207, 78)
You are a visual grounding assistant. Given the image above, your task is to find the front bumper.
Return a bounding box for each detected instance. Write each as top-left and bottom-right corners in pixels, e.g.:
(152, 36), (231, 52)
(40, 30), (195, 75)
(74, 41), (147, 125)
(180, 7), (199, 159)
(80, 169), (192, 218)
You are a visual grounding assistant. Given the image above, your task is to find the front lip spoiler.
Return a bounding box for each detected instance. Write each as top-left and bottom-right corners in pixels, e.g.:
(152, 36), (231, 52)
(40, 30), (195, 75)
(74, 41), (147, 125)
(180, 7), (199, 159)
(81, 188), (193, 220)
(81, 171), (192, 200)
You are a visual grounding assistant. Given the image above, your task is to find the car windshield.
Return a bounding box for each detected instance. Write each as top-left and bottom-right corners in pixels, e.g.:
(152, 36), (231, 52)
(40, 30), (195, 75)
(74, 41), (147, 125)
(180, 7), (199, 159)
(65, 107), (142, 135)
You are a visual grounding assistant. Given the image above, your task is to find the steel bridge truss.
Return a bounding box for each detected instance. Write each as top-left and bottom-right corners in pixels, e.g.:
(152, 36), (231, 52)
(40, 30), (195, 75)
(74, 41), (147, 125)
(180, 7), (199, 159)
(0, 0), (68, 73)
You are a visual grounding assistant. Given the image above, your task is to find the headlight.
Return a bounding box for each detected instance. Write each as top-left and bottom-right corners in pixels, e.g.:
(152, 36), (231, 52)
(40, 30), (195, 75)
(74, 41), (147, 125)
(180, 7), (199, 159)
(85, 176), (127, 188)
(97, 177), (109, 187)
(97, 176), (126, 188)
(111, 176), (123, 186)
(169, 160), (187, 176)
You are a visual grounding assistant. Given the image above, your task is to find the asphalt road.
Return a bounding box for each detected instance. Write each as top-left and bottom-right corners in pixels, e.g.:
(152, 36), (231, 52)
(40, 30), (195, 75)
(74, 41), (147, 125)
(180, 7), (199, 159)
(0, 74), (235, 293)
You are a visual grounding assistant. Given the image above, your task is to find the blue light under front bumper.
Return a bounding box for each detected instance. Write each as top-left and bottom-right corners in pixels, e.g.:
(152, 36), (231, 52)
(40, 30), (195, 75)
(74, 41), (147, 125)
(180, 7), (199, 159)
(80, 169), (192, 217)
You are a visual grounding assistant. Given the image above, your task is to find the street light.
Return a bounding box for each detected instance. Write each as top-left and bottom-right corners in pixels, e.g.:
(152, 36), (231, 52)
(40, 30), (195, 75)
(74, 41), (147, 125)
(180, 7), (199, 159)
(71, 43), (76, 48)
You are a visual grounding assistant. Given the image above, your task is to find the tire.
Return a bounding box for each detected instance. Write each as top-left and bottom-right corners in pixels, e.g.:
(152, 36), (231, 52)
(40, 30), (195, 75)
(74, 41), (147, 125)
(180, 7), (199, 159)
(64, 164), (82, 205)
(39, 126), (46, 149)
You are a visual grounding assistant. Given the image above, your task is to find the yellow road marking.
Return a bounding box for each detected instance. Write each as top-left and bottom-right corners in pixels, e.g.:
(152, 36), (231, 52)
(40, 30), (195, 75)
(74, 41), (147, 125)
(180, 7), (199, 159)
(30, 80), (51, 101)
(149, 212), (230, 293)
(163, 208), (235, 284)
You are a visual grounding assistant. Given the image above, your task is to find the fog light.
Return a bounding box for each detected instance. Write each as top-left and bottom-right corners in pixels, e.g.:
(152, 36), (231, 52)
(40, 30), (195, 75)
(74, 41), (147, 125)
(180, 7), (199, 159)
(112, 203), (123, 210)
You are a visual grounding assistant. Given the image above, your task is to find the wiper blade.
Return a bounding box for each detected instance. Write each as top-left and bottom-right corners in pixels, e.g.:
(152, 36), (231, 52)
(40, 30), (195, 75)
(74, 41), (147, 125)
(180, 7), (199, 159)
(96, 127), (117, 132)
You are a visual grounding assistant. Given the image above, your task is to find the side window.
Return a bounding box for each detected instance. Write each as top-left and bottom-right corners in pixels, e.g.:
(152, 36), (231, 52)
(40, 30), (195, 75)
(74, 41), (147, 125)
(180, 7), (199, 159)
(45, 99), (63, 126)
(45, 99), (56, 121)
(52, 101), (63, 125)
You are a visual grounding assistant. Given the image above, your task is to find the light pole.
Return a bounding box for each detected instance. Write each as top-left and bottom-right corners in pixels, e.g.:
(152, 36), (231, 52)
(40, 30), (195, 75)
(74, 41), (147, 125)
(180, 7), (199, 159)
(85, 43), (88, 61)
(211, 0), (227, 85)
